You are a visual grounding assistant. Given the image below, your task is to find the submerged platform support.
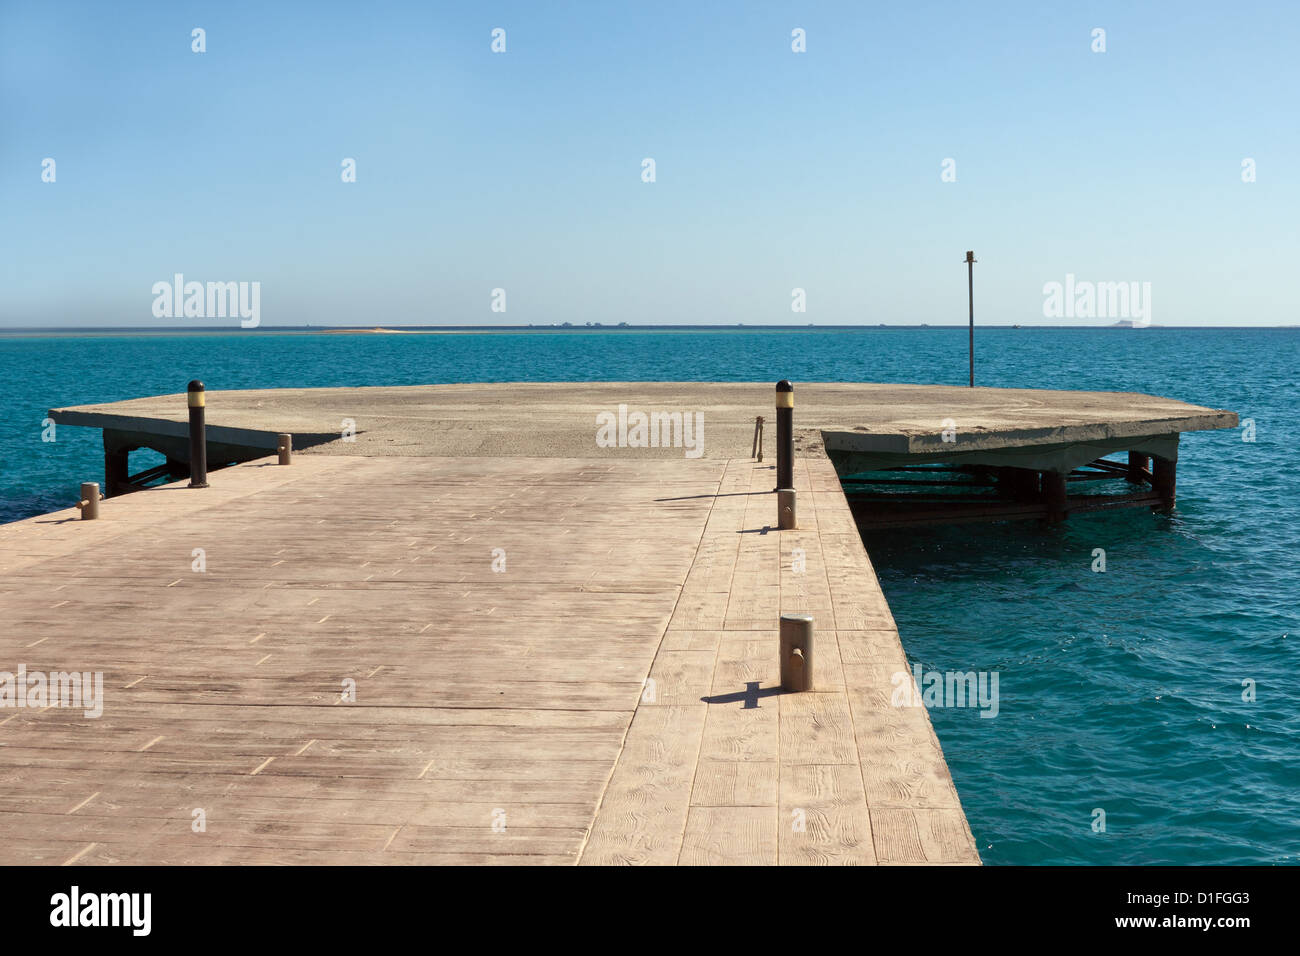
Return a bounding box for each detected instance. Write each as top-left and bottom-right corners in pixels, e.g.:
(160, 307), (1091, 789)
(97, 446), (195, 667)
(1042, 470), (1068, 523)
(1152, 455), (1177, 512)
(997, 467), (1040, 501)
(103, 434), (133, 499)
(102, 430), (192, 498)
(1127, 451), (1149, 484)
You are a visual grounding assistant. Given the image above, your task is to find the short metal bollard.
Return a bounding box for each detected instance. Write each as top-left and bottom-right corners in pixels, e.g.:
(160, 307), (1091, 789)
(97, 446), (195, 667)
(780, 613), (814, 692)
(187, 380), (208, 488)
(778, 487), (796, 530)
(77, 482), (102, 520)
(278, 433), (293, 466)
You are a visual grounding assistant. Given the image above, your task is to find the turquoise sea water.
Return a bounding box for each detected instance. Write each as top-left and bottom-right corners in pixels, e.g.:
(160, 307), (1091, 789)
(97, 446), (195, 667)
(1, 327), (1296, 864)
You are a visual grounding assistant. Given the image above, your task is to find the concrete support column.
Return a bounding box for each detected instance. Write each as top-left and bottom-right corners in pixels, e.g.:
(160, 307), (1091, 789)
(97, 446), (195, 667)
(1152, 456), (1176, 512)
(104, 439), (130, 499)
(1042, 470), (1068, 523)
(999, 467), (1041, 502)
(1127, 452), (1149, 484)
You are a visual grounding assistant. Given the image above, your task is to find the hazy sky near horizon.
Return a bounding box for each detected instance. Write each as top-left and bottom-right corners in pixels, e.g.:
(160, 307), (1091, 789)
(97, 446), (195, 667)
(2, 0), (1296, 328)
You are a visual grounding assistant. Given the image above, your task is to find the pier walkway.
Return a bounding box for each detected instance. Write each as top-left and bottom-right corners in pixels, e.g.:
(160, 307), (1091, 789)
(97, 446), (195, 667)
(0, 450), (975, 865)
(5, 381), (1237, 864)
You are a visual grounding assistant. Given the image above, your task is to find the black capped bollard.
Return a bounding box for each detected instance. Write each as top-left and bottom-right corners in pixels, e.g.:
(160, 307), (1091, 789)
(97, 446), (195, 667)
(187, 380), (208, 488)
(775, 380), (793, 491)
(780, 613), (814, 692)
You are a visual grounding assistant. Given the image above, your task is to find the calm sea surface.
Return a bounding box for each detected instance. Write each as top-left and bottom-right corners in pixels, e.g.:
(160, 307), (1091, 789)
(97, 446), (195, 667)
(1, 327), (1295, 864)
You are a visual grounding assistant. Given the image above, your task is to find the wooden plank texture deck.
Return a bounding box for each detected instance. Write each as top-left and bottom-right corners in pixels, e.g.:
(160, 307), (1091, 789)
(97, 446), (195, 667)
(0, 452), (978, 865)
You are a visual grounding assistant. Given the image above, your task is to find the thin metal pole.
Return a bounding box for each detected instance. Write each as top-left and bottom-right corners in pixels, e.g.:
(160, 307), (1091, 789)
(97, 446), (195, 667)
(965, 250), (976, 387)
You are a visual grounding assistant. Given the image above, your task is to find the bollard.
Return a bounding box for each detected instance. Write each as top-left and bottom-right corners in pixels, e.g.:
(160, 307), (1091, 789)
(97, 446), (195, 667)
(278, 433), (293, 466)
(752, 416), (765, 462)
(779, 613), (814, 692)
(775, 380), (793, 490)
(77, 482), (102, 520)
(778, 487), (796, 530)
(187, 380), (208, 488)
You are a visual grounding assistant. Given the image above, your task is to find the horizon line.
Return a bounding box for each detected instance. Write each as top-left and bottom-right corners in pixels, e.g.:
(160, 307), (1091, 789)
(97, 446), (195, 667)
(2, 323), (1297, 333)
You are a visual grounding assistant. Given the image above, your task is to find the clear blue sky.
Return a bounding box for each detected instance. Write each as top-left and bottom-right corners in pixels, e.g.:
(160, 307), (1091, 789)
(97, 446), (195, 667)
(2, 0), (1296, 327)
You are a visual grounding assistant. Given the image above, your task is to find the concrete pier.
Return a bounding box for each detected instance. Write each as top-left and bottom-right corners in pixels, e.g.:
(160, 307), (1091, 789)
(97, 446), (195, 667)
(48, 382), (1236, 467)
(0, 382), (1235, 865)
